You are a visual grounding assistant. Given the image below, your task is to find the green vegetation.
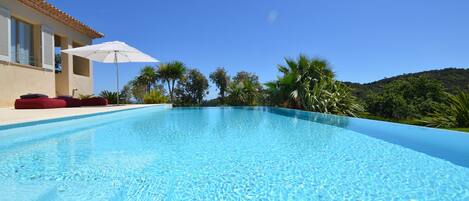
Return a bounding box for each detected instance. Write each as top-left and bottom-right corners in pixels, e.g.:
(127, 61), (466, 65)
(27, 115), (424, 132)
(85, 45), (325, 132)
(364, 77), (446, 119)
(450, 128), (469, 132)
(157, 61), (187, 102)
(98, 56), (468, 132)
(99, 90), (118, 104)
(122, 65), (166, 104)
(175, 69), (209, 106)
(360, 114), (424, 126)
(345, 68), (468, 131)
(135, 66), (157, 92)
(266, 55), (363, 116)
(54, 53), (62, 73)
(128, 80), (147, 103)
(99, 89), (132, 104)
(78, 94), (94, 99)
(209, 67), (230, 104)
(120, 84), (132, 104)
(345, 68), (469, 100)
(227, 71), (263, 106)
(421, 91), (469, 128)
(143, 89), (168, 104)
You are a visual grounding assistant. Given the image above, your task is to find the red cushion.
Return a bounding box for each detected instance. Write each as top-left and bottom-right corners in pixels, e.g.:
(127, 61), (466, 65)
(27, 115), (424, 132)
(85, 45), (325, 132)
(15, 98), (67, 109)
(55, 97), (82, 107)
(81, 97), (108, 106)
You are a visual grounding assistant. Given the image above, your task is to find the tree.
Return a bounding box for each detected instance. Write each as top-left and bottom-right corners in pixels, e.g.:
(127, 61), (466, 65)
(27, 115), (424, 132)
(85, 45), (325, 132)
(55, 53), (62, 73)
(175, 69), (209, 105)
(209, 67), (230, 104)
(157, 61), (187, 102)
(136, 66), (157, 92)
(232, 71), (262, 85)
(227, 80), (259, 106)
(129, 79), (147, 103)
(226, 71), (263, 106)
(365, 76), (447, 119)
(266, 55), (334, 108)
(365, 91), (413, 119)
(120, 84), (132, 103)
(266, 54), (362, 116)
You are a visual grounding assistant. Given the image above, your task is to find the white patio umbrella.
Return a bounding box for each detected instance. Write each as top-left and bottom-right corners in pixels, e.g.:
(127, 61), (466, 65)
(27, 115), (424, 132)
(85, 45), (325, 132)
(62, 41), (158, 104)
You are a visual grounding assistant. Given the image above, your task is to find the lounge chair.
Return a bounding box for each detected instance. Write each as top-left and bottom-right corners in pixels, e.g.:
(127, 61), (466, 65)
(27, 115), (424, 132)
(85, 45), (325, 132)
(56, 96), (82, 107)
(80, 97), (108, 106)
(15, 97), (67, 109)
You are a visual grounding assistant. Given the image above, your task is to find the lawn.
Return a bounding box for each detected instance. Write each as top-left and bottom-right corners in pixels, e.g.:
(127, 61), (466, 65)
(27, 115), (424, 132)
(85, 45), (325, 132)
(360, 114), (469, 133)
(449, 128), (469, 133)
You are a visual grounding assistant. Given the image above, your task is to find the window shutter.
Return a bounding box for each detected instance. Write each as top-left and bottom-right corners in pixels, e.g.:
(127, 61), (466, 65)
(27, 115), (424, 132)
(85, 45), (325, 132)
(0, 6), (10, 62)
(41, 25), (54, 70)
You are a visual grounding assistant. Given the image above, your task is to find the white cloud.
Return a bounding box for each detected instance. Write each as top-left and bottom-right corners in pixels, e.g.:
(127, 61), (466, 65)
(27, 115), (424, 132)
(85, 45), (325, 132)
(267, 10), (279, 24)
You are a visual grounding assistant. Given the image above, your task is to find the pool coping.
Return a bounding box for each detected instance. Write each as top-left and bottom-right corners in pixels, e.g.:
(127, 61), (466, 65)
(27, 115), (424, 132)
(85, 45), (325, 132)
(0, 104), (172, 130)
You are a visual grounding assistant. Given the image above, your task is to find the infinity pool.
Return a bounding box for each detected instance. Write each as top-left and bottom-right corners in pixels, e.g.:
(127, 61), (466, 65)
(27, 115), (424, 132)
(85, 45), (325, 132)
(0, 106), (468, 200)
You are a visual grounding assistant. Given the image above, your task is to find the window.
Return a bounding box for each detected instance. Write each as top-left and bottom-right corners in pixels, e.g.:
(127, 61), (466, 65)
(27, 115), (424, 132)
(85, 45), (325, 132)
(10, 17), (35, 66)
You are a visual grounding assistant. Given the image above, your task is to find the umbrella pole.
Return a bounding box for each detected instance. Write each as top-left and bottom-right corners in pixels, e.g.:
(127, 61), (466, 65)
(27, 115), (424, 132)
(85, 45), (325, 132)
(115, 51), (119, 105)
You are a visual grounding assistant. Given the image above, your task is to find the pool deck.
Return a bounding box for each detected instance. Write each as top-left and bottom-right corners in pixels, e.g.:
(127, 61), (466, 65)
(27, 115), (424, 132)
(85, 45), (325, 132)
(0, 104), (159, 127)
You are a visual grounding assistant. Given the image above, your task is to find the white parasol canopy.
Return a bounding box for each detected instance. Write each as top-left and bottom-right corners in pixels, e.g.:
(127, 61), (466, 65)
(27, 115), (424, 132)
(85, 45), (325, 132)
(62, 41), (158, 104)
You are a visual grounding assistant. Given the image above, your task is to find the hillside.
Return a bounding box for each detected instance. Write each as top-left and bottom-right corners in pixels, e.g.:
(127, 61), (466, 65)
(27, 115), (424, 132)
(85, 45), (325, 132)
(344, 68), (469, 100)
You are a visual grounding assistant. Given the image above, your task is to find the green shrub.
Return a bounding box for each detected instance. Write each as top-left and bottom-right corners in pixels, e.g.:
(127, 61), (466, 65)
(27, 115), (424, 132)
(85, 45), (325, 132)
(78, 94), (94, 99)
(99, 90), (118, 104)
(143, 89), (168, 104)
(299, 77), (363, 117)
(421, 91), (469, 128)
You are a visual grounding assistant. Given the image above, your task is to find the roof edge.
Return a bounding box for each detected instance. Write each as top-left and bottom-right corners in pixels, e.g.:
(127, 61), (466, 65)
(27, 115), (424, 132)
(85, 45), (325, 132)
(18, 0), (104, 39)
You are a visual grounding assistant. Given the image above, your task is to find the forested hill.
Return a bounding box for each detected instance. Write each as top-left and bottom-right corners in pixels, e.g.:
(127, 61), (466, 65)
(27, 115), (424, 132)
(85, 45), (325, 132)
(344, 68), (469, 100)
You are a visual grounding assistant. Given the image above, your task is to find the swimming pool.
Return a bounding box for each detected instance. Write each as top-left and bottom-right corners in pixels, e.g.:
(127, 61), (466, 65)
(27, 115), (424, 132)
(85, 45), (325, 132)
(0, 106), (468, 200)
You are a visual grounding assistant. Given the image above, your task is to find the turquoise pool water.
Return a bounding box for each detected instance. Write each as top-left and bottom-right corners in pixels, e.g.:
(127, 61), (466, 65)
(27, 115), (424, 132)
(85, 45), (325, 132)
(0, 106), (468, 200)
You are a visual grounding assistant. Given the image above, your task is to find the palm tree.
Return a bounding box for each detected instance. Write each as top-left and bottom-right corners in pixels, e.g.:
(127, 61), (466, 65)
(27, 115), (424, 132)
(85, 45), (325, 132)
(157, 61), (187, 102)
(268, 54), (362, 116)
(136, 66), (157, 92)
(99, 90), (118, 104)
(209, 67), (230, 104)
(272, 54), (334, 108)
(226, 71), (263, 106)
(422, 91), (469, 128)
(227, 80), (259, 106)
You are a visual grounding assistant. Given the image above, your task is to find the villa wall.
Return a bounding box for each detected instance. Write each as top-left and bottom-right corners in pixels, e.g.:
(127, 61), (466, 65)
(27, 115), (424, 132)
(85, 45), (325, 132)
(55, 37), (94, 97)
(0, 0), (94, 107)
(0, 62), (55, 106)
(71, 74), (93, 97)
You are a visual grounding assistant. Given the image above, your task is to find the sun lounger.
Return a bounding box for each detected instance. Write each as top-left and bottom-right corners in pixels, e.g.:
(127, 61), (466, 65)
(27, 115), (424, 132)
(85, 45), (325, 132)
(15, 97), (67, 109)
(56, 96), (82, 107)
(80, 97), (108, 106)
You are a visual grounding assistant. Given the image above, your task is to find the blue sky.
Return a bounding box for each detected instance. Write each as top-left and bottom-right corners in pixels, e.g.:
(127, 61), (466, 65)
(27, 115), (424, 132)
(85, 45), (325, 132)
(49, 0), (469, 99)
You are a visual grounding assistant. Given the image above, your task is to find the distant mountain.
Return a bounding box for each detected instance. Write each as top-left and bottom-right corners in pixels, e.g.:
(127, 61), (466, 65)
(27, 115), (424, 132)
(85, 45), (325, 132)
(343, 68), (469, 100)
